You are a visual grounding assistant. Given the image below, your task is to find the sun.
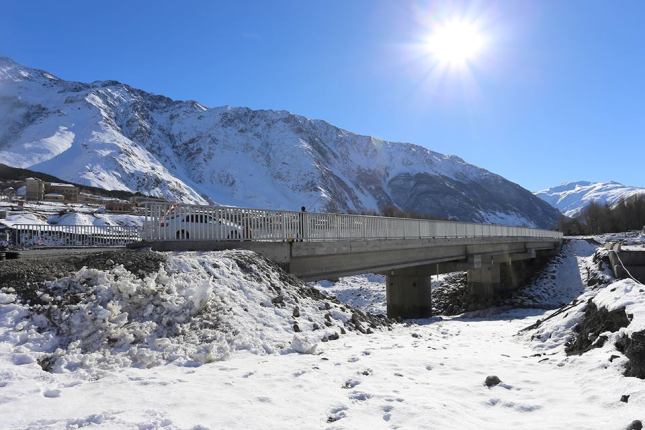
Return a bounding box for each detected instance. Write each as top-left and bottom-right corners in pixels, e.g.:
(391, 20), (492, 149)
(426, 20), (485, 66)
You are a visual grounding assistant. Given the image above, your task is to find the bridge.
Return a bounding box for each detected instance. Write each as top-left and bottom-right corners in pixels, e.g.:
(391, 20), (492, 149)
(137, 203), (563, 318)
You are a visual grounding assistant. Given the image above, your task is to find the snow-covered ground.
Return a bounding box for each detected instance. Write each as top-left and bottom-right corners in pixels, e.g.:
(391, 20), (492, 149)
(592, 231), (645, 246)
(1, 241), (644, 429)
(0, 200), (144, 228)
(314, 275), (387, 316)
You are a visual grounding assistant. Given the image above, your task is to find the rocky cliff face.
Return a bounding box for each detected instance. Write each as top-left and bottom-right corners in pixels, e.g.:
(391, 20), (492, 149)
(0, 57), (560, 228)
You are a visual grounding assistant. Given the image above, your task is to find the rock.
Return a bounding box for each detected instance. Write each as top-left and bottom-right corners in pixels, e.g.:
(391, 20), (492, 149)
(271, 295), (285, 307)
(105, 259), (115, 266)
(484, 375), (501, 388)
(626, 420), (643, 430)
(327, 332), (339, 341)
(616, 330), (645, 379)
(566, 301), (629, 355)
(610, 354), (620, 362)
(293, 323), (301, 333)
(292, 306), (300, 318)
(621, 394), (630, 403)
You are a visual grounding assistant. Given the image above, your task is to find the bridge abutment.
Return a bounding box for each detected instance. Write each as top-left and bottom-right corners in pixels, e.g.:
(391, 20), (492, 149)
(386, 266), (433, 319)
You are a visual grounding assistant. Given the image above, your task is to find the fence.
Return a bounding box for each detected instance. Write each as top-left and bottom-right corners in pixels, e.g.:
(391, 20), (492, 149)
(11, 224), (141, 248)
(142, 203), (564, 242)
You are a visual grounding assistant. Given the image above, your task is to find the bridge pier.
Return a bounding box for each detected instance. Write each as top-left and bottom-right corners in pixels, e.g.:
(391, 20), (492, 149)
(386, 266), (433, 319)
(466, 260), (529, 302)
(467, 263), (501, 301)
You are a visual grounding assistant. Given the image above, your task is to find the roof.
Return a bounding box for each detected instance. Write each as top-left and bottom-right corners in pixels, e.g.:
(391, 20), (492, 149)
(48, 182), (76, 188)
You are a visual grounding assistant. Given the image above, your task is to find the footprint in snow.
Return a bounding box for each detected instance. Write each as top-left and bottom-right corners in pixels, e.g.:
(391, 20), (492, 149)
(349, 391), (372, 401)
(347, 356), (360, 363)
(382, 405), (394, 421)
(326, 405), (348, 422)
(342, 379), (361, 389)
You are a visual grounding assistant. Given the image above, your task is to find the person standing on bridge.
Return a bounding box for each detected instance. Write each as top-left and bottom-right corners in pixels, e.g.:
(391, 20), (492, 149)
(298, 206), (306, 241)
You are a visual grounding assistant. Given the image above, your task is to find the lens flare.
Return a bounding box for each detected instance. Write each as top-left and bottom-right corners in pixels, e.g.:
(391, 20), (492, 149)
(426, 19), (486, 66)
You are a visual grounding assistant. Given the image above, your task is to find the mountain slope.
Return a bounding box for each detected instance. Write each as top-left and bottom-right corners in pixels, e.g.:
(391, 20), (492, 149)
(535, 181), (645, 217)
(0, 57), (560, 228)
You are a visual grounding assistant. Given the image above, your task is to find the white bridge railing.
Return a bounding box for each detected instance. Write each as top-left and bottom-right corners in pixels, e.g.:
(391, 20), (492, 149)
(143, 203), (564, 242)
(11, 224), (141, 248)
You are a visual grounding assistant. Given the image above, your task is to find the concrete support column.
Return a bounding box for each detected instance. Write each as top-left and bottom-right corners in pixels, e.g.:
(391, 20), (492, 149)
(386, 266), (432, 319)
(500, 261), (525, 292)
(466, 263), (501, 302)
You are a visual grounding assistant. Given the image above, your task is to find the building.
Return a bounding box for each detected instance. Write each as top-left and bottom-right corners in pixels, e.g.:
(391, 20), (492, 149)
(105, 199), (133, 213)
(45, 183), (79, 203)
(24, 178), (80, 203)
(129, 196), (167, 207)
(25, 178), (45, 201)
(44, 193), (65, 202)
(2, 187), (15, 199)
(79, 192), (107, 206)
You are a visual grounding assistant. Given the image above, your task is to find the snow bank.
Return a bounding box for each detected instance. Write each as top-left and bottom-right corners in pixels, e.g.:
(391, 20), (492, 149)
(526, 243), (645, 378)
(0, 212), (48, 227)
(506, 239), (603, 309)
(593, 279), (645, 334)
(1, 251), (387, 375)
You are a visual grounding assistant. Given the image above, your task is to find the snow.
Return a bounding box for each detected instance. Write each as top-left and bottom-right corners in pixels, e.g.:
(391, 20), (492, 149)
(536, 180), (645, 217)
(0, 251), (360, 375)
(0, 201), (145, 228)
(1, 241), (644, 428)
(480, 211), (537, 229)
(505, 239), (603, 308)
(0, 212), (48, 227)
(313, 274), (387, 316)
(593, 279), (645, 333)
(2, 309), (644, 428)
(592, 231), (645, 246)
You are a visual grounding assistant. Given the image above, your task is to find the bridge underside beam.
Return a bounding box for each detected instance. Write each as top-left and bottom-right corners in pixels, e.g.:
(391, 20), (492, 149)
(135, 237), (560, 282)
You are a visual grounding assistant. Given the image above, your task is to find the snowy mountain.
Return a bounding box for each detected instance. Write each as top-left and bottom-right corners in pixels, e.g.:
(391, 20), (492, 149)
(0, 57), (560, 227)
(535, 181), (645, 218)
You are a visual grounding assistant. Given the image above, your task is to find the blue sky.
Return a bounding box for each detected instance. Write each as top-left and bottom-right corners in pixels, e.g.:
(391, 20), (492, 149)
(1, 0), (644, 191)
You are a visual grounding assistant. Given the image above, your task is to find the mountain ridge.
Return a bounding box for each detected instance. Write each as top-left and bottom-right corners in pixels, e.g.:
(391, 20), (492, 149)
(535, 180), (645, 217)
(0, 57), (560, 228)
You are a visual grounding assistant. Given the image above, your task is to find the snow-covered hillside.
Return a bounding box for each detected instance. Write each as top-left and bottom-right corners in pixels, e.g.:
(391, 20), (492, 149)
(535, 180), (645, 217)
(0, 57), (560, 227)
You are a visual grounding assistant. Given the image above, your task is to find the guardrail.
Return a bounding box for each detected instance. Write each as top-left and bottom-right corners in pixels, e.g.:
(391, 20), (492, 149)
(11, 224), (141, 248)
(142, 203), (564, 242)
